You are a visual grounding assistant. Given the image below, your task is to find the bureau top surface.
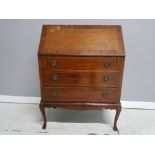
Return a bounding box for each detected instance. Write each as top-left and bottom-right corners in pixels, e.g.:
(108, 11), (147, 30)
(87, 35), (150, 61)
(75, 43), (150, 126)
(38, 25), (125, 56)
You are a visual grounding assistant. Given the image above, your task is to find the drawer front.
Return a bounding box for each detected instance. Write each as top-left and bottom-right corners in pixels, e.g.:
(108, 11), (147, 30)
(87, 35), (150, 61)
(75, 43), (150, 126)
(43, 70), (120, 87)
(42, 87), (119, 103)
(43, 57), (119, 71)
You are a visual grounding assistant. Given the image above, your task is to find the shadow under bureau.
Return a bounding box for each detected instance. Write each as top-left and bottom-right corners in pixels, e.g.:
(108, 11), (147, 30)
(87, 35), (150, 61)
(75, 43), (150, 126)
(38, 25), (125, 131)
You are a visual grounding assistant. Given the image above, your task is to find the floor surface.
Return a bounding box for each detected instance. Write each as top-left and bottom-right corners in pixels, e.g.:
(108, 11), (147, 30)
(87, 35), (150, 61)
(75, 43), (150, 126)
(0, 102), (155, 135)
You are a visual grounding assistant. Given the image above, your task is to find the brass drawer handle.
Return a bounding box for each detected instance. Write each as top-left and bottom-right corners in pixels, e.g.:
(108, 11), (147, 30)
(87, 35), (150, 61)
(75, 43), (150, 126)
(104, 63), (110, 68)
(52, 91), (58, 97)
(103, 76), (109, 81)
(102, 92), (108, 97)
(51, 61), (57, 67)
(52, 74), (58, 81)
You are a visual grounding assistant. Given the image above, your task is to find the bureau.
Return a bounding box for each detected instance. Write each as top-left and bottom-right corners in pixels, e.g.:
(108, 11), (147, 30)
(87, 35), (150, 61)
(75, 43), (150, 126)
(38, 25), (125, 131)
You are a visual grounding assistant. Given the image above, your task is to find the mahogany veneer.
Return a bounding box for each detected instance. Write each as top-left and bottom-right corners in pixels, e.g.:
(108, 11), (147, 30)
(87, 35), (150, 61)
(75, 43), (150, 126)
(38, 25), (125, 131)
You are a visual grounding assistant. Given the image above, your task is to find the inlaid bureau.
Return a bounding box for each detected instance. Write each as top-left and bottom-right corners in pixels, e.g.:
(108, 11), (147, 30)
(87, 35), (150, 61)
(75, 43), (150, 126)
(38, 25), (125, 131)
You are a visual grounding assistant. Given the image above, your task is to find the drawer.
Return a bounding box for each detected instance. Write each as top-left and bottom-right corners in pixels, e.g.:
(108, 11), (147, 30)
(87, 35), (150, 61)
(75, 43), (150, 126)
(43, 57), (119, 71)
(42, 70), (120, 87)
(42, 87), (119, 103)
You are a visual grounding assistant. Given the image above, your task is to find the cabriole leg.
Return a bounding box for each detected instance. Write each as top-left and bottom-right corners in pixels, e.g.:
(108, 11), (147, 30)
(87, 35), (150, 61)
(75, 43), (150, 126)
(113, 105), (122, 131)
(39, 102), (47, 129)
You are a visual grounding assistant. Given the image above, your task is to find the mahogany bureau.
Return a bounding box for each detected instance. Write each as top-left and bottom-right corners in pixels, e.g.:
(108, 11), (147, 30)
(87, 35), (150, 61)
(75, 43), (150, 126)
(38, 25), (125, 131)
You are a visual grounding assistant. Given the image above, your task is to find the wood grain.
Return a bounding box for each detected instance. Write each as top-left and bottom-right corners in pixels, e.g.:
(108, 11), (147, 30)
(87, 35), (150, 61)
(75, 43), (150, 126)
(42, 70), (120, 87)
(38, 25), (125, 131)
(42, 86), (119, 103)
(43, 56), (120, 71)
(38, 25), (125, 56)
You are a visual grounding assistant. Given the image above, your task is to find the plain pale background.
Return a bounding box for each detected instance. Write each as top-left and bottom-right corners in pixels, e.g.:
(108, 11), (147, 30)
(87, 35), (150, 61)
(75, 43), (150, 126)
(0, 19), (155, 102)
